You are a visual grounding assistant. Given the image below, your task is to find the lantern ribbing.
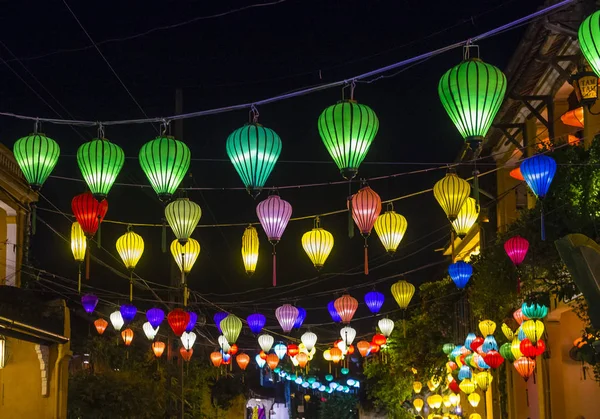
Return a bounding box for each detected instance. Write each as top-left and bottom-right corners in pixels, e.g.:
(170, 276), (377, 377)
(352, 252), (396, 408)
(139, 136), (190, 201)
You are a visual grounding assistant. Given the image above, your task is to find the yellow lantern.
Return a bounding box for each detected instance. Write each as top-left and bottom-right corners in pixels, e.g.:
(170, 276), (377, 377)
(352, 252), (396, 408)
(501, 323), (514, 340)
(304, 395), (310, 402)
(459, 378), (477, 394)
(433, 172), (471, 222)
(413, 397), (424, 413)
(478, 319), (496, 336)
(241, 225), (259, 275)
(474, 371), (493, 392)
(451, 197), (478, 237)
(413, 381), (422, 393)
(71, 222), (87, 292)
(522, 320), (545, 342)
(427, 394), (443, 409)
(442, 395), (452, 408)
(427, 380), (436, 392)
(170, 238), (200, 275)
(430, 375), (442, 389)
(116, 228), (144, 301)
(511, 338), (523, 359)
(470, 414), (482, 419)
(323, 349), (332, 361)
(374, 206), (408, 254)
(301, 218), (334, 270)
(468, 393), (480, 408)
(449, 394), (459, 406)
(391, 280), (415, 309)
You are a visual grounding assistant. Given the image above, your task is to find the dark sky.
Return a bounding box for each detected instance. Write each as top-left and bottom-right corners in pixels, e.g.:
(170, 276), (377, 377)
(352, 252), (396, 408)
(1, 0), (545, 345)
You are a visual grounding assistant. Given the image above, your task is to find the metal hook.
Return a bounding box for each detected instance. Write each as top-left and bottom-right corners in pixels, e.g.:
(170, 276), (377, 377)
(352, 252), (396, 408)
(314, 217), (320, 229)
(161, 119), (170, 135)
(250, 104), (259, 123)
(350, 79), (356, 100)
(97, 122), (105, 139)
(33, 118), (40, 134)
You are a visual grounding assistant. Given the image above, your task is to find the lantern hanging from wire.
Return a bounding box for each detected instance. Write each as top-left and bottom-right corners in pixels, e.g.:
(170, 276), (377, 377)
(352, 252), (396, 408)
(504, 236), (529, 266)
(274, 343), (287, 360)
(116, 227), (144, 301)
(340, 326), (356, 345)
(165, 198), (202, 245)
(451, 197), (478, 238)
(152, 341), (166, 358)
(120, 304), (137, 324)
(296, 352), (309, 368)
(121, 328), (134, 346)
(218, 335), (231, 353)
(81, 294), (98, 314)
(139, 135), (190, 202)
(71, 222), (87, 292)
(72, 192), (108, 279)
(94, 318), (108, 335)
(374, 204), (408, 254)
(294, 307), (307, 328)
(241, 225), (259, 275)
(226, 122), (282, 197)
(334, 294), (358, 324)
(110, 310), (124, 331)
(513, 356), (536, 381)
(214, 312), (228, 334)
(228, 343), (239, 356)
(378, 318), (394, 337)
(77, 136), (125, 200)
(391, 280), (415, 310)
(13, 131), (60, 190)
(266, 353), (280, 370)
(520, 154), (557, 240)
(302, 217), (334, 270)
(448, 261), (473, 289)
(256, 194), (292, 286)
(146, 308), (165, 329)
(287, 344), (300, 358)
(357, 341), (370, 357)
(364, 290), (384, 314)
(433, 172), (471, 222)
(301, 332), (317, 351)
(236, 353), (250, 370)
(522, 302), (548, 320)
(221, 352), (231, 365)
(275, 304), (299, 333)
(372, 333), (387, 347)
(168, 308), (190, 337)
(247, 313), (266, 334)
(327, 301), (342, 323)
(330, 347), (343, 364)
(522, 320), (545, 343)
(255, 354), (266, 368)
(220, 314), (242, 344)
(180, 331), (197, 351)
(579, 11), (600, 78)
(470, 336), (484, 352)
(317, 99), (379, 180)
(351, 185), (382, 275)
(143, 322), (159, 341)
(170, 238), (200, 275)
(185, 312), (198, 332)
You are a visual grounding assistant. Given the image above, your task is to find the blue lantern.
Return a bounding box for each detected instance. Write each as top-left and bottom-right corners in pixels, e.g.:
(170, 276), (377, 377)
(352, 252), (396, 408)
(81, 294), (98, 314)
(120, 304), (137, 323)
(450, 346), (461, 362)
(302, 382), (309, 388)
(247, 313), (267, 334)
(274, 343), (287, 360)
(294, 307), (307, 328)
(312, 382), (320, 389)
(364, 291), (385, 314)
(214, 312), (228, 334)
(464, 333), (476, 349)
(458, 365), (472, 380)
(481, 335), (498, 353)
(449, 261), (473, 289)
(518, 326), (526, 341)
(520, 154), (556, 240)
(146, 308), (165, 328)
(521, 302), (548, 319)
(185, 311), (198, 332)
(477, 355), (490, 369)
(328, 301), (342, 322)
(255, 354), (266, 368)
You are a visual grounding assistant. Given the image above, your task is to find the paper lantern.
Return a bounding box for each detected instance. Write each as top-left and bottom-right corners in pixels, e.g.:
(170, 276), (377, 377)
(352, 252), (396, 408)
(413, 381), (422, 393)
(170, 238), (200, 274)
(241, 225), (259, 275)
(301, 219), (334, 270)
(228, 343), (239, 356)
(116, 229), (144, 271)
(77, 138), (125, 200)
(520, 339), (546, 358)
(81, 294), (98, 314)
(71, 222), (86, 263)
(579, 11), (600, 77)
(448, 261), (473, 289)
(256, 194), (292, 286)
(504, 236), (529, 266)
(299, 332), (316, 352)
(323, 349), (332, 362)
(413, 398), (424, 413)
(334, 295), (358, 324)
(258, 334), (274, 352)
(468, 393), (481, 408)
(180, 331), (197, 350)
(449, 379), (460, 394)
(356, 341), (370, 357)
(94, 318), (108, 335)
(513, 308), (527, 325)
(330, 347), (343, 364)
(236, 353), (250, 370)
(482, 335), (498, 353)
(226, 123), (282, 196)
(266, 353), (280, 370)
(433, 172), (471, 222)
(391, 280), (415, 309)
(483, 350), (504, 369)
(214, 312), (228, 334)
(374, 208), (408, 253)
(372, 334), (387, 347)
(294, 307), (307, 329)
(351, 186), (382, 275)
(470, 336), (484, 351)
(513, 356), (536, 381)
(13, 133), (60, 190)
(443, 343), (456, 355)
(185, 312), (198, 332)
(168, 308), (190, 337)
(220, 314), (242, 344)
(427, 394), (443, 409)
(520, 154), (556, 239)
(287, 344), (299, 358)
(143, 322), (159, 341)
(369, 343), (380, 354)
(561, 107), (585, 128)
(478, 320), (496, 336)
(452, 197), (478, 238)
(475, 371), (493, 392)
(218, 335), (231, 353)
(522, 320), (545, 343)
(139, 136), (190, 201)
(501, 323), (514, 341)
(304, 394), (311, 402)
(458, 365), (473, 380)
(458, 378), (476, 395)
(438, 58), (506, 146)
(500, 342), (516, 362)
(521, 302), (548, 319)
(221, 353), (231, 365)
(146, 308), (165, 329)
(255, 354), (266, 368)
(364, 291), (384, 314)
(165, 198), (201, 245)
(511, 338), (523, 359)
(318, 100), (379, 179)
(247, 313), (266, 334)
(210, 351), (223, 367)
(121, 328), (134, 346)
(327, 301), (342, 323)
(275, 304), (299, 333)
(110, 310), (124, 331)
(378, 318), (394, 337)
(120, 304), (137, 323)
(152, 341), (166, 358)
(71, 192), (108, 237)
(340, 326), (357, 345)
(510, 167), (525, 181)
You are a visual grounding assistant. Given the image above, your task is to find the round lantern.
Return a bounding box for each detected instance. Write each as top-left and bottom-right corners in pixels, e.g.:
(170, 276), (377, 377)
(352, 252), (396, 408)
(255, 354), (266, 368)
(81, 294), (98, 314)
(226, 123), (282, 196)
(110, 310), (124, 331)
(180, 331), (197, 351)
(351, 185), (382, 275)
(165, 198), (202, 245)
(413, 381), (422, 394)
(374, 206), (408, 254)
(94, 318), (108, 335)
(146, 308), (165, 329)
(77, 137), (125, 200)
(241, 225), (259, 275)
(474, 371), (493, 391)
(296, 352), (309, 368)
(513, 356), (536, 381)
(317, 100), (379, 180)
(214, 312), (228, 334)
(300, 332), (317, 351)
(327, 301), (342, 323)
(520, 339), (546, 358)
(438, 58), (506, 147)
(378, 318), (394, 338)
(143, 322), (159, 341)
(247, 313), (266, 334)
(210, 351), (223, 367)
(236, 353), (250, 370)
(391, 280), (415, 309)
(522, 302), (548, 320)
(334, 294), (358, 324)
(256, 194), (292, 286)
(500, 342), (516, 362)
(13, 133), (60, 190)
(168, 308), (190, 337)
(330, 347), (343, 364)
(220, 314), (242, 344)
(287, 344), (300, 358)
(121, 328), (134, 346)
(258, 334), (274, 352)
(478, 320), (496, 336)
(294, 307), (307, 329)
(301, 218), (334, 270)
(120, 304), (137, 323)
(448, 261), (473, 289)
(116, 228), (144, 271)
(458, 378), (476, 395)
(372, 334), (387, 347)
(452, 197), (478, 238)
(504, 236), (529, 266)
(228, 344), (239, 356)
(443, 343), (455, 355)
(369, 343), (380, 354)
(72, 192), (108, 237)
(152, 341), (166, 358)
(275, 304), (299, 333)
(483, 350), (504, 369)
(170, 238), (200, 274)
(266, 353), (280, 370)
(364, 291), (384, 314)
(579, 11), (600, 78)
(138, 135), (190, 201)
(186, 312), (198, 332)
(522, 320), (545, 343)
(413, 398), (424, 413)
(468, 393), (481, 408)
(340, 326), (357, 345)
(433, 172), (471, 222)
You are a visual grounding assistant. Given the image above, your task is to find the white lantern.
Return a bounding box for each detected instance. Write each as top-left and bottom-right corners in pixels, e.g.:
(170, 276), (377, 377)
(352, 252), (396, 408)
(301, 331), (317, 352)
(258, 334), (274, 353)
(218, 335), (230, 353)
(180, 331), (197, 351)
(110, 310), (124, 331)
(255, 354), (266, 368)
(340, 326), (356, 345)
(336, 339), (347, 354)
(378, 318), (395, 337)
(290, 356), (299, 367)
(143, 322), (159, 340)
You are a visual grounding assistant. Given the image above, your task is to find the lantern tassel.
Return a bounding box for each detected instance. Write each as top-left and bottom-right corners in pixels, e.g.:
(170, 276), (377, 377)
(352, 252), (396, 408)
(78, 265), (82, 294)
(272, 247), (277, 287)
(85, 245), (90, 280)
(161, 219), (166, 253)
(540, 202), (546, 241)
(31, 203), (37, 235)
(129, 274), (133, 302)
(364, 239), (369, 275)
(97, 221), (102, 248)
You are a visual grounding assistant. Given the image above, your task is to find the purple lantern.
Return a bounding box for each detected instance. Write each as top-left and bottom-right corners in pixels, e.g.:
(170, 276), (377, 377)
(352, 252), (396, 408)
(247, 313), (266, 334)
(120, 304), (137, 323)
(275, 304), (299, 333)
(186, 311), (198, 332)
(256, 195), (292, 286)
(364, 291), (384, 314)
(214, 312), (228, 334)
(293, 307), (306, 328)
(81, 294), (98, 314)
(328, 301), (341, 323)
(146, 308), (165, 328)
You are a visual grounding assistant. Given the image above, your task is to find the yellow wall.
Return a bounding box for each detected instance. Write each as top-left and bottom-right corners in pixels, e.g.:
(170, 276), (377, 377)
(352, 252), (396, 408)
(0, 207), (6, 285)
(199, 393), (246, 419)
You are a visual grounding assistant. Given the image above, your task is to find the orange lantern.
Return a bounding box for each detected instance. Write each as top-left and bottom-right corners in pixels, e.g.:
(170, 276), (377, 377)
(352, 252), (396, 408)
(514, 357), (536, 381)
(369, 343), (380, 354)
(334, 294), (359, 324)
(152, 341), (166, 358)
(513, 308), (528, 325)
(357, 341), (370, 357)
(228, 343), (239, 356)
(180, 347), (193, 362)
(236, 353), (250, 370)
(347, 344), (355, 355)
(259, 350), (268, 360)
(296, 352), (309, 368)
(509, 167), (524, 181)
(330, 347), (343, 364)
(210, 351), (223, 367)
(372, 334), (387, 347)
(267, 353), (280, 370)
(537, 134), (580, 149)
(121, 328), (134, 346)
(287, 344), (300, 358)
(94, 318), (108, 335)
(560, 107), (584, 128)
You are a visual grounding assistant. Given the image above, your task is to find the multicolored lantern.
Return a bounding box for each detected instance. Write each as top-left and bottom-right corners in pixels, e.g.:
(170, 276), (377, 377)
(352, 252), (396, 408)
(328, 301), (342, 323)
(334, 294), (358, 324)
(301, 218), (334, 270)
(152, 341), (166, 358)
(452, 197), (478, 238)
(220, 314), (242, 344)
(77, 137), (125, 200)
(81, 294), (98, 314)
(139, 136), (190, 201)
(433, 172), (471, 222)
(364, 291), (384, 314)
(247, 313), (266, 334)
(448, 261), (473, 289)
(520, 155), (556, 240)
(275, 304), (299, 333)
(241, 225), (259, 275)
(374, 205), (408, 254)
(146, 308), (165, 329)
(504, 236), (529, 266)
(165, 198), (202, 245)
(256, 194), (292, 286)
(13, 132), (60, 190)
(351, 185), (381, 275)
(168, 308), (190, 337)
(94, 318), (108, 335)
(121, 328), (134, 346)
(294, 307), (307, 328)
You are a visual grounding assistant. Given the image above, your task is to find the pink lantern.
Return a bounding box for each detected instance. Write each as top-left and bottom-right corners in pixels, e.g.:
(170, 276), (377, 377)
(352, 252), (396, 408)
(275, 304), (299, 333)
(351, 186), (381, 275)
(256, 194), (292, 286)
(334, 294), (358, 324)
(513, 308), (528, 325)
(504, 236), (529, 266)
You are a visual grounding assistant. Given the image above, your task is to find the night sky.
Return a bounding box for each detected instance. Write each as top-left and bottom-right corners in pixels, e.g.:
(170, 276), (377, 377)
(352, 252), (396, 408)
(1, 0), (545, 346)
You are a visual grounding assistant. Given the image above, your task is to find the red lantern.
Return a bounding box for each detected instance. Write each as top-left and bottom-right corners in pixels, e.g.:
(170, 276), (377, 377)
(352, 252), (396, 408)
(520, 339), (546, 358)
(351, 185), (382, 274)
(296, 352), (309, 368)
(228, 343), (239, 356)
(470, 336), (484, 351)
(483, 350), (504, 369)
(180, 347), (193, 362)
(152, 341), (166, 358)
(266, 353), (279, 370)
(287, 344), (299, 358)
(334, 294), (358, 324)
(347, 344), (355, 355)
(357, 341), (370, 357)
(514, 357), (536, 381)
(210, 351), (223, 367)
(504, 236), (529, 266)
(369, 343), (380, 354)
(259, 350), (268, 360)
(449, 379), (460, 394)
(94, 318), (108, 335)
(168, 308), (190, 337)
(71, 192), (108, 237)
(236, 353), (250, 370)
(447, 361), (457, 371)
(372, 334), (387, 347)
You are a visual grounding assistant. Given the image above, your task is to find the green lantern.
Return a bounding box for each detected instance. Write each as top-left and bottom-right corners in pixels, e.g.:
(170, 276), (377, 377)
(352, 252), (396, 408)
(318, 100), (379, 180)
(226, 123), (282, 197)
(165, 198), (201, 245)
(438, 58), (506, 148)
(220, 314), (242, 345)
(77, 138), (125, 200)
(13, 133), (60, 190)
(139, 136), (190, 202)
(579, 11), (600, 78)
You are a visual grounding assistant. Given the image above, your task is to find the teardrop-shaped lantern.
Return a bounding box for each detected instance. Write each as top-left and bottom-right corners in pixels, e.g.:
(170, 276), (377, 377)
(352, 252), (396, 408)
(210, 351), (223, 367)
(168, 308), (190, 337)
(180, 331), (197, 350)
(258, 334), (274, 352)
(81, 294), (98, 314)
(513, 356), (536, 381)
(116, 228), (144, 270)
(71, 192), (108, 237)
(139, 136), (190, 202)
(522, 320), (545, 343)
(520, 155), (556, 198)
(275, 304), (299, 333)
(504, 236), (529, 266)
(241, 225), (259, 275)
(146, 308), (165, 329)
(438, 58), (506, 147)
(364, 291), (384, 314)
(579, 11), (600, 77)
(152, 341), (166, 358)
(301, 332), (317, 351)
(121, 328), (134, 346)
(351, 185), (382, 275)
(120, 304), (137, 323)
(433, 172), (471, 222)
(294, 307), (307, 329)
(256, 194), (292, 286)
(318, 100), (379, 180)
(220, 314), (242, 344)
(334, 295), (358, 324)
(328, 301), (342, 323)
(451, 197), (478, 238)
(170, 238), (200, 274)
(378, 318), (394, 337)
(214, 312), (228, 334)
(374, 206), (407, 254)
(302, 218), (334, 270)
(94, 318), (108, 335)
(180, 348), (194, 362)
(247, 313), (266, 334)
(71, 222), (86, 262)
(448, 261), (473, 289)
(340, 326), (357, 346)
(77, 138), (125, 200)
(391, 280), (415, 310)
(266, 353), (280, 370)
(143, 322), (159, 340)
(110, 310), (124, 331)
(226, 123), (282, 196)
(236, 353), (250, 370)
(13, 133), (60, 190)
(165, 198), (202, 245)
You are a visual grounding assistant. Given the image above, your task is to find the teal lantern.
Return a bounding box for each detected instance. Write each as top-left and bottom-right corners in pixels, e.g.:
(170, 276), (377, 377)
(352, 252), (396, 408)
(438, 57), (506, 149)
(521, 302), (548, 320)
(139, 136), (190, 202)
(579, 11), (600, 78)
(77, 138), (125, 200)
(318, 100), (379, 180)
(13, 133), (60, 190)
(226, 123), (282, 197)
